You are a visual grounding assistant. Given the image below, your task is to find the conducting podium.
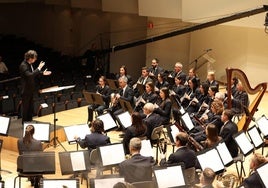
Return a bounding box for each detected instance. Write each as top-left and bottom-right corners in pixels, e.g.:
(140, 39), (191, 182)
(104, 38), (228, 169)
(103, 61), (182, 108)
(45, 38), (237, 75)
(40, 85), (75, 150)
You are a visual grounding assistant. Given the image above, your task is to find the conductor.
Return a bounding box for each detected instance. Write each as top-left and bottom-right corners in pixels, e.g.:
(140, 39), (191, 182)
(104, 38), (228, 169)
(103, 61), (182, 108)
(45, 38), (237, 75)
(19, 50), (51, 124)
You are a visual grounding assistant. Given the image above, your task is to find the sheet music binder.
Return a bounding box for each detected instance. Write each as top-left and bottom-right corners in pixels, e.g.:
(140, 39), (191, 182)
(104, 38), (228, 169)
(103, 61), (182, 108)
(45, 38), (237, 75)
(256, 162), (268, 188)
(247, 125), (264, 149)
(166, 124), (180, 144)
(97, 113), (118, 132)
(154, 164), (186, 188)
(40, 178), (80, 188)
(181, 113), (194, 131)
(116, 111), (132, 129)
(83, 91), (104, 106)
(91, 177), (124, 188)
(59, 150), (91, 175)
(233, 131), (254, 156)
(22, 151), (55, 174)
(64, 124), (91, 144)
(0, 116), (10, 136)
(256, 115), (268, 137)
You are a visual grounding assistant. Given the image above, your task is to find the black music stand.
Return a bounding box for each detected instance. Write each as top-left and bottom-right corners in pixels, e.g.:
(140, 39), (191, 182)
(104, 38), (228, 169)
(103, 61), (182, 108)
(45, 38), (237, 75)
(83, 91), (105, 106)
(0, 140), (11, 181)
(40, 85), (75, 151)
(118, 98), (133, 113)
(106, 79), (119, 91)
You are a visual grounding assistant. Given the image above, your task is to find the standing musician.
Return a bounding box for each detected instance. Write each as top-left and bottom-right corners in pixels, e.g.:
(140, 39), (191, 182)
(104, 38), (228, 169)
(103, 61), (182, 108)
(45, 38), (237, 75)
(154, 87), (172, 125)
(87, 76), (111, 123)
(134, 81), (158, 113)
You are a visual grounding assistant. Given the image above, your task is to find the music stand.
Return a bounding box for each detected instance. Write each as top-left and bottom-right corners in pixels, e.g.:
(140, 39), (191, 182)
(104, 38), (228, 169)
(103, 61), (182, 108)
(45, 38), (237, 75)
(23, 122), (50, 142)
(256, 115), (268, 138)
(181, 113), (195, 131)
(116, 111), (132, 129)
(97, 113), (118, 132)
(154, 164), (186, 188)
(233, 131), (254, 156)
(91, 176), (124, 188)
(83, 91), (105, 106)
(0, 140), (11, 180)
(106, 79), (119, 91)
(247, 125), (264, 149)
(256, 162), (268, 187)
(40, 85), (75, 151)
(118, 98), (133, 113)
(40, 178), (80, 188)
(0, 116), (10, 136)
(58, 150), (91, 175)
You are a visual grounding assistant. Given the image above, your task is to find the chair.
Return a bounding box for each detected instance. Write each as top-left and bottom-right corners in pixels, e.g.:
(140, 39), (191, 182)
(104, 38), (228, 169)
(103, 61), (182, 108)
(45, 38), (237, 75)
(233, 153), (245, 184)
(89, 149), (113, 178)
(150, 125), (164, 163)
(184, 167), (196, 186)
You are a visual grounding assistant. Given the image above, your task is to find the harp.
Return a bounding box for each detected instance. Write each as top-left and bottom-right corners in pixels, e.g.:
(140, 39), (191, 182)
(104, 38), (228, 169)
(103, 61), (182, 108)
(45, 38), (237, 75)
(226, 68), (267, 131)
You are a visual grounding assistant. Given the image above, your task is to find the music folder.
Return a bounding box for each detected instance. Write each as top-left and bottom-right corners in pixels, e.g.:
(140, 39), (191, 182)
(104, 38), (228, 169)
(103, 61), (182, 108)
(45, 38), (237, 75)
(216, 141), (233, 167)
(83, 91), (104, 106)
(233, 131), (254, 156)
(247, 125), (264, 149)
(64, 124), (91, 144)
(256, 115), (268, 138)
(0, 116), (10, 136)
(116, 111), (132, 129)
(40, 178), (79, 188)
(97, 113), (118, 132)
(91, 176), (124, 188)
(256, 162), (268, 188)
(23, 122), (50, 142)
(97, 143), (125, 167)
(167, 124), (180, 144)
(181, 112), (194, 131)
(59, 150), (91, 175)
(154, 164), (186, 188)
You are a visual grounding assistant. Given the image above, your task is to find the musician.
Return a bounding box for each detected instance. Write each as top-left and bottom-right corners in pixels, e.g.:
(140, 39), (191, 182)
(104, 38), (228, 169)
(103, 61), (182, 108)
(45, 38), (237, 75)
(198, 167), (216, 188)
(142, 102), (161, 140)
(160, 132), (198, 169)
(181, 77), (199, 109)
(148, 58), (164, 78)
(201, 124), (222, 149)
(115, 65), (133, 87)
(133, 66), (153, 98)
(75, 119), (110, 154)
(154, 87), (172, 125)
(172, 74), (187, 99)
(87, 76), (111, 123)
(231, 81), (249, 114)
(122, 112), (147, 154)
(207, 85), (218, 108)
(168, 62), (187, 79)
(134, 81), (158, 113)
(242, 153), (267, 188)
(19, 50), (51, 124)
(186, 67), (198, 85)
(155, 72), (169, 92)
(220, 109), (238, 158)
(206, 71), (219, 92)
(119, 137), (155, 183)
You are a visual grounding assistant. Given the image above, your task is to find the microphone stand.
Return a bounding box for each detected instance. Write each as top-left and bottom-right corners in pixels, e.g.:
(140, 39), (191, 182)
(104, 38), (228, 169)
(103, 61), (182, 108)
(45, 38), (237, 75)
(189, 49), (212, 70)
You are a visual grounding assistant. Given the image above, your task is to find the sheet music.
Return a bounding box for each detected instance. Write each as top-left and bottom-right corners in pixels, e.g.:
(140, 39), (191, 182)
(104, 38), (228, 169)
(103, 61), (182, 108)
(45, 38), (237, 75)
(23, 123), (50, 142)
(99, 144), (125, 166)
(181, 113), (194, 131)
(97, 113), (118, 131)
(43, 179), (78, 188)
(234, 132), (254, 155)
(140, 140), (153, 157)
(154, 165), (185, 188)
(248, 126), (263, 148)
(70, 151), (86, 171)
(256, 163), (268, 187)
(257, 116), (268, 137)
(170, 125), (180, 143)
(197, 148), (225, 173)
(0, 116), (10, 135)
(64, 124), (91, 142)
(94, 178), (125, 188)
(216, 142), (233, 166)
(117, 111), (132, 129)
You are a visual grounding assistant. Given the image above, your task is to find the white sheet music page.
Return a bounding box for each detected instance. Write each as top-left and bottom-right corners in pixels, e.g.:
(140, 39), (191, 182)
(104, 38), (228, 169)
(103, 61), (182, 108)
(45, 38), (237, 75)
(0, 116), (9, 135)
(140, 140), (153, 157)
(256, 163), (268, 187)
(216, 142), (233, 166)
(99, 144), (125, 166)
(235, 132), (253, 155)
(197, 148), (224, 172)
(170, 125), (180, 143)
(248, 126), (263, 148)
(64, 124), (90, 142)
(257, 116), (268, 137)
(70, 151), (86, 171)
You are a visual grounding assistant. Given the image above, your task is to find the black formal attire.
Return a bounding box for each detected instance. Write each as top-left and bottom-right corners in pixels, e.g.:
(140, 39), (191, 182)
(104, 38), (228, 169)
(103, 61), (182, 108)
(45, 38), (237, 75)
(143, 112), (161, 139)
(115, 74), (133, 87)
(242, 171), (265, 188)
(219, 120), (238, 157)
(207, 80), (219, 91)
(232, 90), (249, 114)
(154, 98), (172, 125)
(88, 85), (111, 122)
(134, 76), (153, 97)
(19, 60), (42, 123)
(76, 132), (110, 153)
(160, 146), (198, 169)
(122, 125), (147, 154)
(169, 70), (187, 80)
(155, 80), (169, 92)
(134, 91), (158, 112)
(119, 153), (154, 183)
(149, 66), (164, 77)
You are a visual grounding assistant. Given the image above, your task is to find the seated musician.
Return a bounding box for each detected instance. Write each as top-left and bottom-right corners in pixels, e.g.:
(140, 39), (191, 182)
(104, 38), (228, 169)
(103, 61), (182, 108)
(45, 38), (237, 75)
(206, 71), (219, 92)
(181, 77), (200, 109)
(115, 65), (133, 87)
(142, 102), (161, 140)
(88, 76), (111, 123)
(198, 167), (216, 188)
(171, 74), (187, 99)
(207, 85), (218, 108)
(168, 62), (187, 79)
(133, 66), (153, 98)
(119, 137), (155, 183)
(242, 153), (267, 188)
(75, 119), (110, 154)
(220, 109), (238, 158)
(231, 81), (249, 115)
(134, 81), (158, 113)
(201, 123), (222, 149)
(160, 132), (198, 169)
(155, 72), (169, 92)
(154, 87), (172, 125)
(148, 58), (165, 79)
(122, 112), (147, 154)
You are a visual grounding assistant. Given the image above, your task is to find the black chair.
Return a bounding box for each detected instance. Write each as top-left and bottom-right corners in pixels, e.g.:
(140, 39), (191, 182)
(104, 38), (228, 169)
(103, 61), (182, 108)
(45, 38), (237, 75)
(150, 125), (164, 164)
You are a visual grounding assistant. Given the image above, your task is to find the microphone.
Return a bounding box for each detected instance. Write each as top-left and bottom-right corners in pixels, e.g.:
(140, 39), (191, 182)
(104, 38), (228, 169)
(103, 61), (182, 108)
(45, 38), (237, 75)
(204, 48), (212, 52)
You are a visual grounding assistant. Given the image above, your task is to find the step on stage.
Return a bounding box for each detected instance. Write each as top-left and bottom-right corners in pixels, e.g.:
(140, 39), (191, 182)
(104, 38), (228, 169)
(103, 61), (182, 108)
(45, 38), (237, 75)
(1, 106), (88, 152)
